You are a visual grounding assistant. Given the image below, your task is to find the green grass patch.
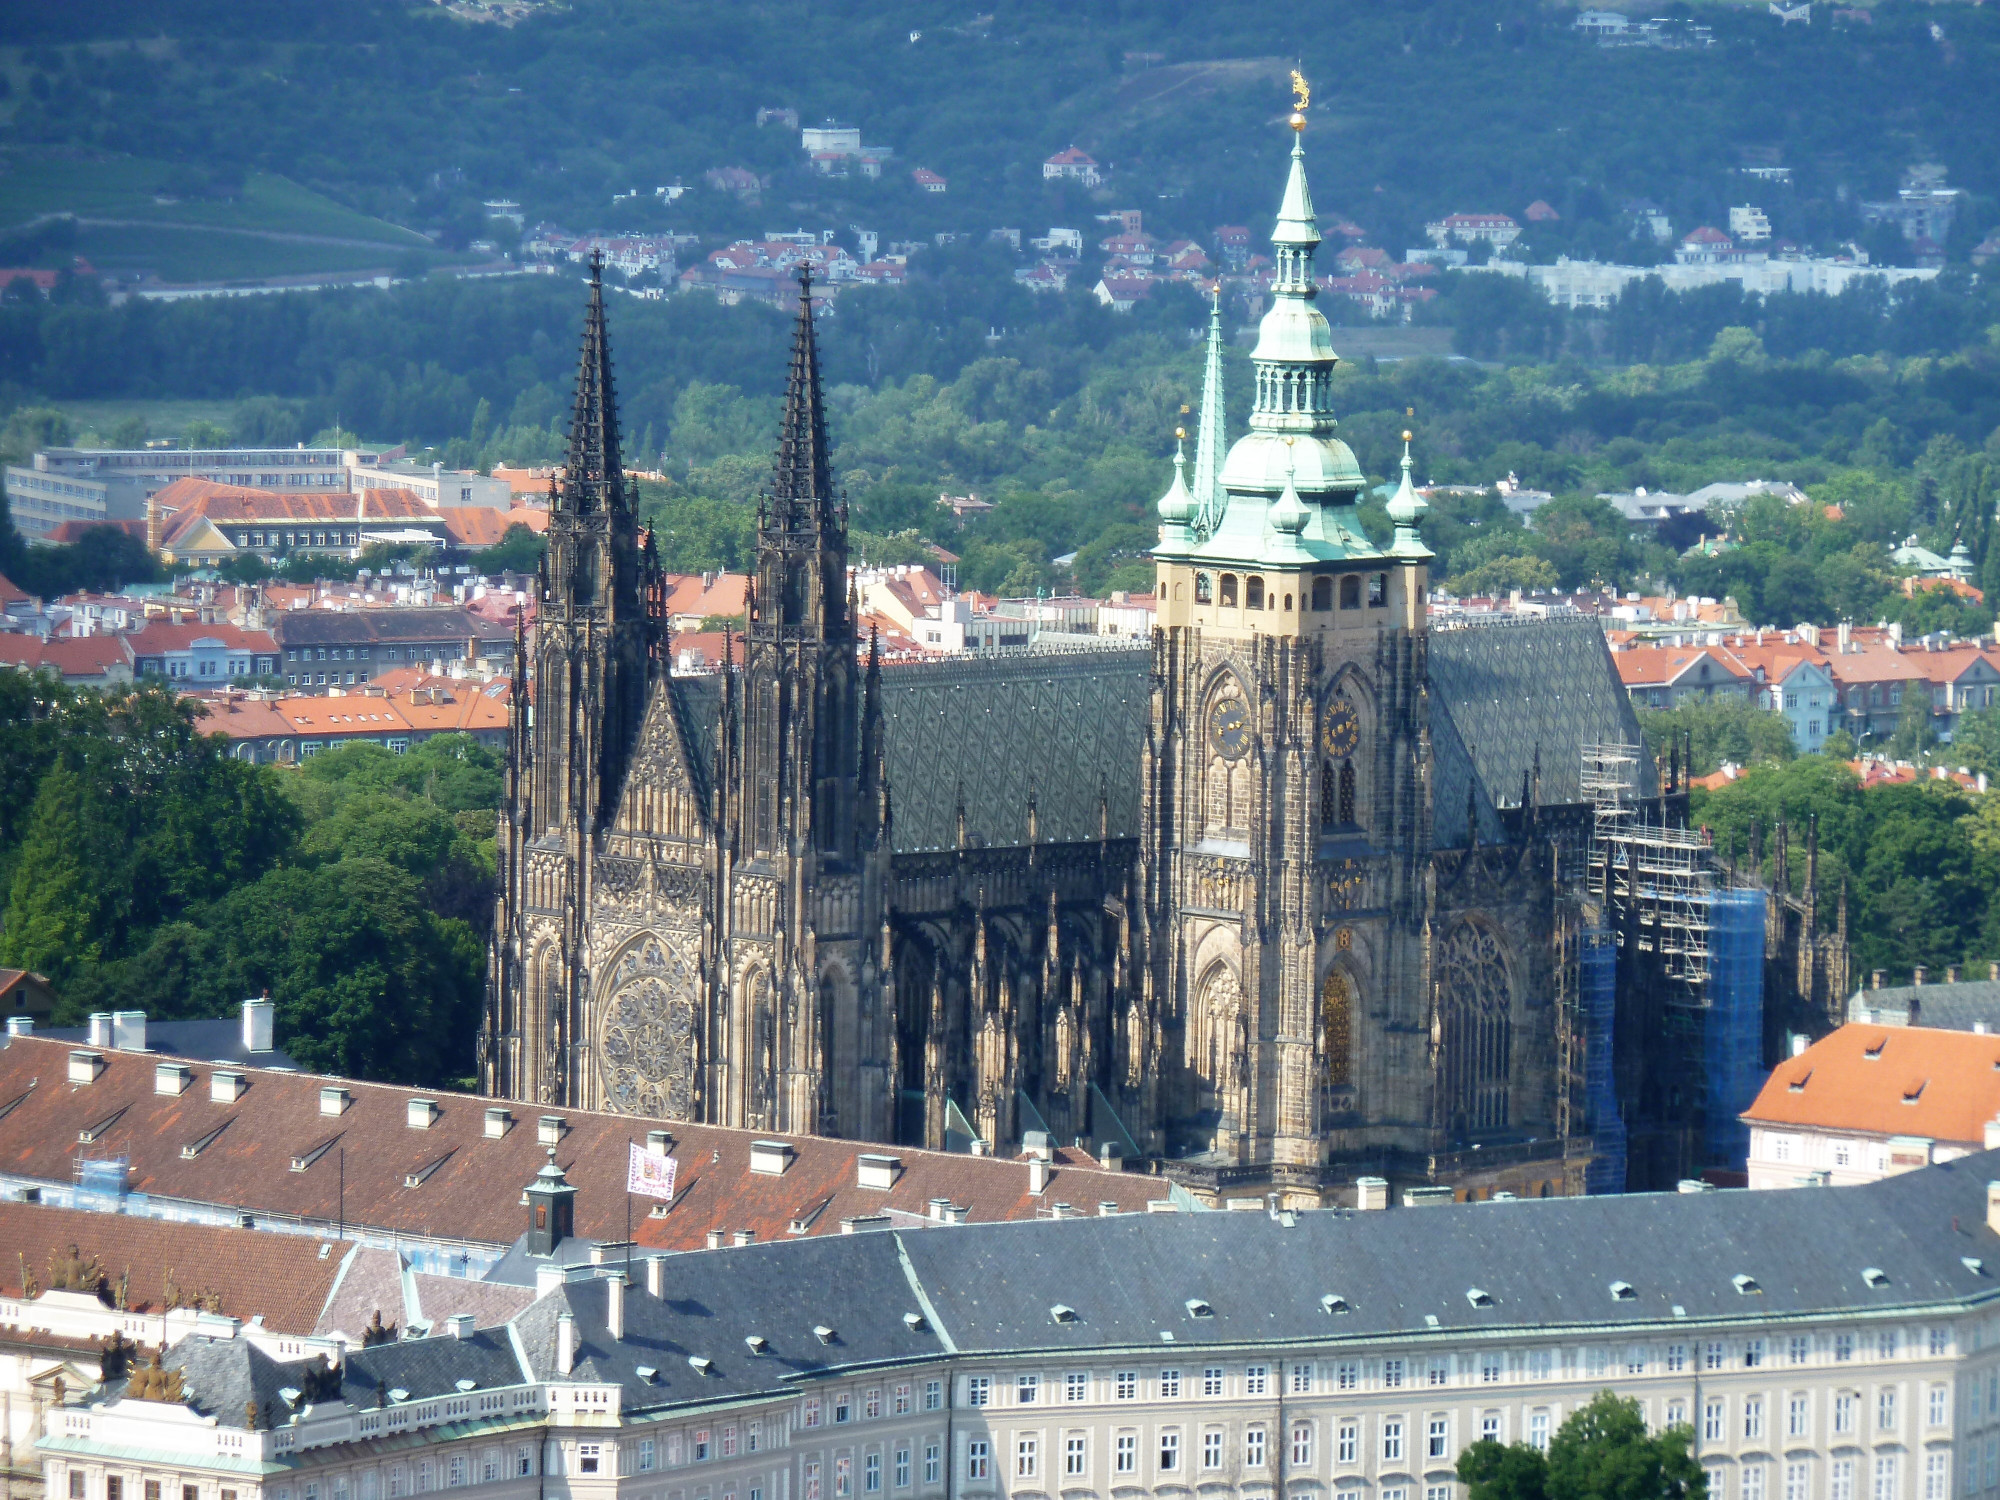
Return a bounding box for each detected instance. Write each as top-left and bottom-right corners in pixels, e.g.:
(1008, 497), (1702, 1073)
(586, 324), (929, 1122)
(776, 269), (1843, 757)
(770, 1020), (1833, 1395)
(0, 150), (431, 247)
(73, 223), (445, 283)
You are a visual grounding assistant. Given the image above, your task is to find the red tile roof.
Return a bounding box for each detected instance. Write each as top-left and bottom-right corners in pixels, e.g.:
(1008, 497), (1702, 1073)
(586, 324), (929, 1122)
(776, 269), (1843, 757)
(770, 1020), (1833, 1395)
(1743, 1023), (2000, 1146)
(0, 1036), (1168, 1254)
(0, 1200), (340, 1334)
(42, 519), (149, 546)
(0, 633), (134, 680)
(124, 621), (278, 656)
(662, 572), (750, 620)
(152, 479), (433, 549)
(440, 505), (551, 549)
(0, 572), (28, 608)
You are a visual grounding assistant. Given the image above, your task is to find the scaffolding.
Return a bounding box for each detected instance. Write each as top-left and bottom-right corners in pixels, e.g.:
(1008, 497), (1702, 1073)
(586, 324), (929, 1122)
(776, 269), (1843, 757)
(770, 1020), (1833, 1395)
(1576, 743), (1765, 1180)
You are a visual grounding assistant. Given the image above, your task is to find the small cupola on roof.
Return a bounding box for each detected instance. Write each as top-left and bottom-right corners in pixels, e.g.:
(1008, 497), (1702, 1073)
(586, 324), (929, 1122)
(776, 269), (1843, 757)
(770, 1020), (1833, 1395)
(1384, 431), (1432, 560)
(524, 1147), (577, 1257)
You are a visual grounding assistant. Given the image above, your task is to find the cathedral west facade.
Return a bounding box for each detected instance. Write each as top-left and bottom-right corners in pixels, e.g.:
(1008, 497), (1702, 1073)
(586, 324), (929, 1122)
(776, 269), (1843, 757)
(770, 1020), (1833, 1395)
(483, 120), (1834, 1201)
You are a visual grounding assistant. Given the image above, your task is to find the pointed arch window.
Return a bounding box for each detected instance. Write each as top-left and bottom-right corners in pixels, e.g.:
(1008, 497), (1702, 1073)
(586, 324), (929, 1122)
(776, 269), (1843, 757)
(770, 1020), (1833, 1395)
(1320, 970), (1354, 1093)
(1437, 923), (1514, 1138)
(1339, 759), (1356, 825)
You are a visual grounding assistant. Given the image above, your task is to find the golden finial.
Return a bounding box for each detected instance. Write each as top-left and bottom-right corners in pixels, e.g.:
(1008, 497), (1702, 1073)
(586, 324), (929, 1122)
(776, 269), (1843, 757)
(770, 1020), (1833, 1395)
(1289, 69), (1310, 131)
(1402, 429), (1413, 442)
(1175, 426), (1187, 441)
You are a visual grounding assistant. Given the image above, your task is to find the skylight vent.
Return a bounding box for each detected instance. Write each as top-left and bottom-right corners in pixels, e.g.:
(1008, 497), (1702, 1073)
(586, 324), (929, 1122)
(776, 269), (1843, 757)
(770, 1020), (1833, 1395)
(635, 1366), (658, 1383)
(279, 1387), (302, 1407)
(814, 1324), (836, 1345)
(1787, 1072), (1810, 1093)
(1609, 1281), (1637, 1301)
(902, 1311), (926, 1332)
(1903, 1079), (1926, 1103)
(688, 1355), (713, 1375)
(745, 1335), (769, 1355)
(1864, 1038), (1886, 1059)
(1321, 1294), (1350, 1315)
(1732, 1274), (1762, 1295)
(1050, 1304), (1078, 1324)
(1466, 1288), (1495, 1309)
(388, 1388), (410, 1404)
(1184, 1298), (1214, 1319)
(455, 1379), (477, 1392)
(1964, 1257), (1987, 1276)
(1862, 1267), (1890, 1288)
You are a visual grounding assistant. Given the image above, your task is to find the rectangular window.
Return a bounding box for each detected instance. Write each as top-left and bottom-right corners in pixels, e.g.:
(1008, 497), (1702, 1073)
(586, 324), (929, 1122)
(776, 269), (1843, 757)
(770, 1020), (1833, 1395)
(1337, 1361), (1360, 1392)
(1835, 1392), (1857, 1434)
(1744, 1397), (1765, 1440)
(1831, 1458), (1854, 1500)
(1787, 1395), (1809, 1439)
(1481, 1413), (1501, 1444)
(70, 1478), (84, 1500)
(1291, 1424), (1312, 1467)
(805, 1399), (822, 1429)
(1923, 1452), (1948, 1500)
(805, 1461), (822, 1500)
(866, 1389), (882, 1420)
(1203, 1432), (1223, 1471)
(894, 1384), (912, 1416)
(1928, 1384), (1947, 1427)
(641, 1440), (657, 1472)
(1383, 1419), (1405, 1462)
(1064, 1436), (1087, 1478)
(749, 1423), (762, 1453)
(837, 1457), (853, 1496)
(1428, 1358), (1450, 1387)
(1161, 1370), (1182, 1399)
(1745, 1339), (1766, 1368)
(924, 1445), (940, 1485)
(1704, 1400), (1725, 1443)
(835, 1397), (851, 1425)
(1666, 1345), (1687, 1373)
(1667, 1401), (1687, 1429)
(1064, 1373), (1087, 1403)
(965, 1378), (990, 1409)
(1114, 1437), (1135, 1476)
(1158, 1432), (1180, 1473)
(1016, 1375), (1039, 1406)
(1428, 1488), (1453, 1500)
(1626, 1347), (1647, 1376)
(723, 1428), (738, 1459)
(1481, 1353), (1502, 1384)
(1783, 1461), (1809, 1500)
(1384, 1358), (1406, 1389)
(1428, 1416), (1449, 1460)
(1338, 1423), (1358, 1465)
(925, 1381), (942, 1412)
(694, 1432), (710, 1462)
(1929, 1328), (1949, 1358)
(147, 1485), (161, 1500)
(1245, 1428), (1267, 1468)
(894, 1448), (910, 1490)
(1014, 1438), (1036, 1480)
(1116, 1372), (1138, 1401)
(1836, 1334), (1855, 1363)
(865, 1454), (880, 1494)
(1705, 1342), (1727, 1373)
(1369, 573), (1387, 607)
(1743, 1466), (1766, 1500)
(1878, 1389), (1897, 1431)
(1201, 1368), (1223, 1398)
(1879, 1331), (1900, 1360)
(1874, 1454), (1899, 1500)
(578, 1446), (602, 1476)
(965, 1443), (988, 1483)
(106, 1480), (122, 1500)
(1529, 1413), (1550, 1452)
(1246, 1365), (1269, 1397)
(1788, 1336), (1810, 1366)
(517, 1448), (534, 1478)
(1292, 1363), (1314, 1394)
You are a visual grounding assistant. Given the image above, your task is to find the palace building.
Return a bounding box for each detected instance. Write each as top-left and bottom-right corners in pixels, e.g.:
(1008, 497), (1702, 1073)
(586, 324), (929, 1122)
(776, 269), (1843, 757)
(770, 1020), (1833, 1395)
(482, 115), (1842, 1201)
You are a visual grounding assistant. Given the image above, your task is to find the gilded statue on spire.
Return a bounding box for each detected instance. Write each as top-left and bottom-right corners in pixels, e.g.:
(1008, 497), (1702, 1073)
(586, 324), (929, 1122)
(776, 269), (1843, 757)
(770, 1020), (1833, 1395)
(1289, 69), (1309, 129)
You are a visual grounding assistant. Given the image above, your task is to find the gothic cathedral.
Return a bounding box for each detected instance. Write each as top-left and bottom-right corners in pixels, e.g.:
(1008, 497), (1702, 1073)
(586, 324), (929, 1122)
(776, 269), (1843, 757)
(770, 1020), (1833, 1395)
(484, 122), (1839, 1201)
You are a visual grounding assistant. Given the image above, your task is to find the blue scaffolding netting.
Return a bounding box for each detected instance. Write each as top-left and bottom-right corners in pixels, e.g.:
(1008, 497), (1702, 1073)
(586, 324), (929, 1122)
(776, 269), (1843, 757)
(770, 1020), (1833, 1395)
(1703, 887), (1767, 1171)
(1580, 925), (1626, 1195)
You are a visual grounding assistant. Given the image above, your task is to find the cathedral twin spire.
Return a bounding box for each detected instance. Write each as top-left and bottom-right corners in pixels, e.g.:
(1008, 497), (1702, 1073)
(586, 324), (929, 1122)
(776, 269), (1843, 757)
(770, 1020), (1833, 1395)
(561, 251), (626, 514)
(765, 268), (837, 531)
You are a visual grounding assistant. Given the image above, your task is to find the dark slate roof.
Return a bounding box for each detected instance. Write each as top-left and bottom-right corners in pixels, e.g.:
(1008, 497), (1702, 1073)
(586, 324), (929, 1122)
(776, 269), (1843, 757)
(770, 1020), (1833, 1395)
(876, 648), (1151, 854)
(1850, 979), (2000, 1033)
(1429, 618), (1653, 845)
(667, 674), (722, 812)
(158, 1335), (304, 1428)
(512, 1152), (1994, 1411)
(512, 1232), (944, 1410)
(271, 608), (513, 648)
(341, 1326), (526, 1405)
(37, 1019), (299, 1071)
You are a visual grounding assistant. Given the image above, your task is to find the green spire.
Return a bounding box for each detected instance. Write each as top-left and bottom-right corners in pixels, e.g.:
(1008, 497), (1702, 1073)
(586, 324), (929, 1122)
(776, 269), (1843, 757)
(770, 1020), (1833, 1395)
(1386, 430), (1432, 559)
(1190, 288), (1227, 540)
(1155, 427), (1196, 551)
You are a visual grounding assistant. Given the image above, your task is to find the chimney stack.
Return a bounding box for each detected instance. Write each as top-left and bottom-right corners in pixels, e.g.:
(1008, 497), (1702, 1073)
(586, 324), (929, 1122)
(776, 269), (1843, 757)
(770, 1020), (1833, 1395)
(1028, 1158), (1052, 1196)
(242, 996), (275, 1054)
(89, 1012), (114, 1047)
(1948, 965), (1962, 985)
(1355, 1177), (1390, 1211)
(1872, 970), (1886, 990)
(606, 1274), (625, 1342)
(645, 1256), (666, 1299)
(1914, 966), (1928, 986)
(112, 1010), (146, 1053)
(557, 1311), (575, 1374)
(447, 1313), (475, 1339)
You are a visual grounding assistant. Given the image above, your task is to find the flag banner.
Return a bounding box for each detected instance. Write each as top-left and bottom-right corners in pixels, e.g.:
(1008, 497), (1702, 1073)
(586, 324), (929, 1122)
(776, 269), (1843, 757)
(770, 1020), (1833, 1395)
(628, 1141), (677, 1200)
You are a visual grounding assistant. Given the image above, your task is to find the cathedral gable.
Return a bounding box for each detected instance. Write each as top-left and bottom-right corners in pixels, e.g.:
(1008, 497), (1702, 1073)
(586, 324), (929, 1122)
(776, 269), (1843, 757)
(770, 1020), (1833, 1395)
(612, 678), (709, 841)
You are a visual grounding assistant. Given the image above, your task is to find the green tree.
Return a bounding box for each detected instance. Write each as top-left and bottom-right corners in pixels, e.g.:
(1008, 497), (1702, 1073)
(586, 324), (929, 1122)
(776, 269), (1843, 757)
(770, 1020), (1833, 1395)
(471, 522), (546, 575)
(1638, 700), (1798, 775)
(1546, 1392), (1703, 1500)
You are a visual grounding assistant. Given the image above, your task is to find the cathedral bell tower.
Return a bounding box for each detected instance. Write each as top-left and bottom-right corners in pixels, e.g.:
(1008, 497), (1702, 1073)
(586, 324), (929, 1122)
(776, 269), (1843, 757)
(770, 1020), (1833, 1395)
(1146, 80), (1432, 1189)
(718, 268), (892, 1141)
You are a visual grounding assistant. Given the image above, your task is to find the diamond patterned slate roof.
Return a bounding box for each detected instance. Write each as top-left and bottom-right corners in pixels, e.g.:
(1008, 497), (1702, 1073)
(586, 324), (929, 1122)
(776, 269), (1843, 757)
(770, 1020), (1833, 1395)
(1428, 618), (1653, 845)
(877, 648), (1152, 853)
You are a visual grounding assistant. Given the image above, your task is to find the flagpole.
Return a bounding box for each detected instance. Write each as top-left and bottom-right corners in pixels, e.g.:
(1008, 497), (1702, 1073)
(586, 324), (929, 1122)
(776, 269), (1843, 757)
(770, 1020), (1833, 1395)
(626, 1136), (633, 1282)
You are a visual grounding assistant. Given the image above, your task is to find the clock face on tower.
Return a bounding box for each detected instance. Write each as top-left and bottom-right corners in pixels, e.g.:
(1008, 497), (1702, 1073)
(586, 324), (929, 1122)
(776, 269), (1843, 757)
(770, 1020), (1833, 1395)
(1323, 698), (1360, 758)
(1207, 697), (1250, 759)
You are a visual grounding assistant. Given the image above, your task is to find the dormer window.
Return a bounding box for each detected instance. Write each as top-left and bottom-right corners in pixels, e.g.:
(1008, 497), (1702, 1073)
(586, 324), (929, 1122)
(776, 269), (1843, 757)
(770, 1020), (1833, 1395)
(1733, 1274), (1762, 1295)
(1609, 1281), (1637, 1301)
(814, 1325), (836, 1344)
(1184, 1298), (1214, 1319)
(1862, 1267), (1890, 1289)
(1321, 1294), (1350, 1315)
(1050, 1304), (1078, 1324)
(745, 1335), (770, 1355)
(1466, 1288), (1495, 1309)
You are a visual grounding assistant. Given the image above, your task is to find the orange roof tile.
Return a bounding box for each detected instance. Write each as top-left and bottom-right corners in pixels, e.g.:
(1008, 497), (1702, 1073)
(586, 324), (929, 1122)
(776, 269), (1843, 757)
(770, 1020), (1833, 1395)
(1743, 1023), (2000, 1145)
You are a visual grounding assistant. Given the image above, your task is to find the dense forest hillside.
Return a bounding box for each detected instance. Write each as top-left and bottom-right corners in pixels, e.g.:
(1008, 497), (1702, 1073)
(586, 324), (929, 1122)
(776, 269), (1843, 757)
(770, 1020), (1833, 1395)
(2, 0), (1996, 263)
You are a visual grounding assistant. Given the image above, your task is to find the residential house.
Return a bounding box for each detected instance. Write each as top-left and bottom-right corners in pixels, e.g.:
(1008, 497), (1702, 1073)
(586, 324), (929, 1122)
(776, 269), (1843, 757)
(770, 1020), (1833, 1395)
(660, 572), (750, 631)
(1524, 200), (1561, 222)
(1573, 8), (1630, 36)
(1676, 227), (1736, 264)
(1093, 275), (1151, 311)
(0, 968), (57, 1025)
(1821, 643), (1933, 740)
(126, 621), (281, 683)
(0, 634), (135, 688)
(1725, 640), (1839, 751)
(195, 675), (511, 762)
(1424, 212), (1521, 249)
(1097, 230), (1157, 265)
(271, 606), (515, 691)
(1849, 966), (2000, 1033)
(1042, 147), (1101, 187)
(1610, 643), (1756, 710)
(1013, 263), (1068, 294)
(1729, 205), (1773, 243)
(1742, 1023), (2000, 1188)
(147, 479), (451, 566)
(911, 168), (946, 194)
(1212, 224), (1252, 269)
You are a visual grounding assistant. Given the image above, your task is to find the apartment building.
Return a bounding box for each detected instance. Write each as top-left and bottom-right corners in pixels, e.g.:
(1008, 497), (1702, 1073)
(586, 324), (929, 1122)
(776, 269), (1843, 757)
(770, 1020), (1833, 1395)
(37, 1157), (1998, 1500)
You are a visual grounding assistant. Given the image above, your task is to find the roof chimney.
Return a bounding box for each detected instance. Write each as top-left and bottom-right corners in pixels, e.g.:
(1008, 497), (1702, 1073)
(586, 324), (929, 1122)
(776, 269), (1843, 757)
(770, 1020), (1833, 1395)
(1948, 965), (1962, 984)
(5, 1016), (30, 1038)
(242, 996), (275, 1054)
(606, 1274), (625, 1342)
(112, 1010), (146, 1053)
(1355, 1177), (1390, 1211)
(447, 1313), (475, 1339)
(557, 1311), (575, 1375)
(1028, 1157), (1052, 1196)
(1872, 969), (1886, 990)
(1914, 966), (1928, 986)
(645, 1256), (666, 1299)
(89, 1012), (114, 1047)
